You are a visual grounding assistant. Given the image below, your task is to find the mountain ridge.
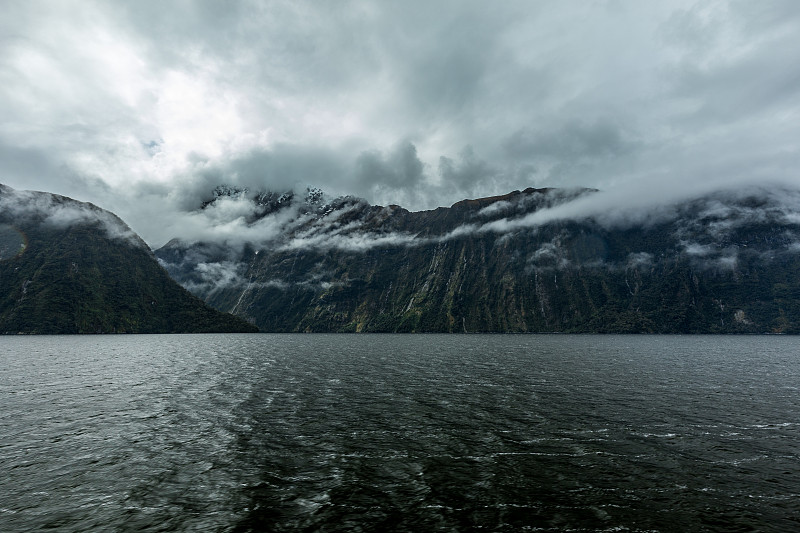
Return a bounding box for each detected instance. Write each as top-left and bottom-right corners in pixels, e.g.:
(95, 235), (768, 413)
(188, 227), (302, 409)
(156, 184), (800, 333)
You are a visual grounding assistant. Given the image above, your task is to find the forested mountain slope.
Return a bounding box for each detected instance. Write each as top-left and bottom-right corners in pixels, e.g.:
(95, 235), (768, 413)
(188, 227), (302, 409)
(0, 185), (257, 334)
(157, 185), (800, 333)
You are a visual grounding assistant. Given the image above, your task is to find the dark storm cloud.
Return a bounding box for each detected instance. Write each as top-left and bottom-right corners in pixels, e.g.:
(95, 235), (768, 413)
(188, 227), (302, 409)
(356, 142), (425, 190)
(504, 119), (638, 161)
(199, 145), (350, 196)
(438, 147), (498, 193)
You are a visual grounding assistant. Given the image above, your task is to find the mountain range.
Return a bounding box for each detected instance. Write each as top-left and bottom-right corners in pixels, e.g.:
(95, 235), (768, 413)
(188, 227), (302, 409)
(0, 184), (257, 334)
(156, 184), (800, 333)
(3, 181), (799, 335)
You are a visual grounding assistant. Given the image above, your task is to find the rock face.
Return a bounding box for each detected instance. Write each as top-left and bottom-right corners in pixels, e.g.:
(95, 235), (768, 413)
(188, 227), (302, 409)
(0, 185), (258, 334)
(156, 185), (800, 333)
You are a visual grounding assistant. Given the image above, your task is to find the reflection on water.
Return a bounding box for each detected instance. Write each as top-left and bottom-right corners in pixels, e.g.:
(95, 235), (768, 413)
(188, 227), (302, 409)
(1, 334), (799, 532)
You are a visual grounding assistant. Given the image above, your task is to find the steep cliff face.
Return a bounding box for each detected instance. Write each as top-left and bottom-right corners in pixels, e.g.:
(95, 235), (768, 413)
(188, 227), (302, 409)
(156, 186), (800, 333)
(0, 185), (258, 334)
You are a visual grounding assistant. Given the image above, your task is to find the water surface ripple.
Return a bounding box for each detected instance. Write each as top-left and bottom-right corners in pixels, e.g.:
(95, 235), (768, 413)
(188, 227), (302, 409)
(1, 334), (799, 532)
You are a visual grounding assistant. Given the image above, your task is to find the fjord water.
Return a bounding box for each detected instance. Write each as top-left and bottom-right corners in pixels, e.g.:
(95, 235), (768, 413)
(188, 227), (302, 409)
(1, 335), (798, 532)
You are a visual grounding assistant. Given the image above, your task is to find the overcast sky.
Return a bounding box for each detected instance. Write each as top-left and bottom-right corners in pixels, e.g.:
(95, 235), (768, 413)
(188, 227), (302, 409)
(2, 0), (800, 246)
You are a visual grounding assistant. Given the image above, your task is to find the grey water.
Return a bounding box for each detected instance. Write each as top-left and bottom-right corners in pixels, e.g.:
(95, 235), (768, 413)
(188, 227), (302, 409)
(1, 335), (799, 532)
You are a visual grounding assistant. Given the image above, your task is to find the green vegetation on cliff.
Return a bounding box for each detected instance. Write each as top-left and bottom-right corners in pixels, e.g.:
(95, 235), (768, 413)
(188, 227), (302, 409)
(0, 185), (258, 334)
(157, 186), (800, 333)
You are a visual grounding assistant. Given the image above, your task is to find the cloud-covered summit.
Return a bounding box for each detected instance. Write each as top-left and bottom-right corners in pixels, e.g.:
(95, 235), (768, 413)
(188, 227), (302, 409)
(2, 1), (800, 246)
(0, 184), (145, 248)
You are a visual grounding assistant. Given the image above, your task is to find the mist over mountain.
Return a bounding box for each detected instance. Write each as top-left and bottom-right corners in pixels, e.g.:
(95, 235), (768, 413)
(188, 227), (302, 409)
(0, 185), (257, 334)
(156, 183), (800, 333)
